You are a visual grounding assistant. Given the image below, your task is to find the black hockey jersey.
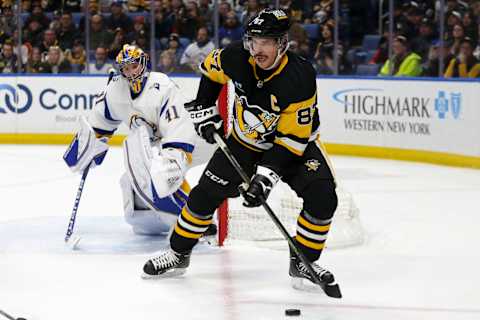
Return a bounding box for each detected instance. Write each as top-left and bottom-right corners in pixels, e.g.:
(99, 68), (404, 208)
(199, 42), (320, 172)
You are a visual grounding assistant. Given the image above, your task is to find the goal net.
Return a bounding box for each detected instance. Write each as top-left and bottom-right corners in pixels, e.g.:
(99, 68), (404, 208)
(216, 83), (365, 249)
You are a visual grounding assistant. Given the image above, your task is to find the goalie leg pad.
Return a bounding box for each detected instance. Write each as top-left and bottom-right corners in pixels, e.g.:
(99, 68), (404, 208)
(120, 174), (182, 235)
(123, 126), (188, 211)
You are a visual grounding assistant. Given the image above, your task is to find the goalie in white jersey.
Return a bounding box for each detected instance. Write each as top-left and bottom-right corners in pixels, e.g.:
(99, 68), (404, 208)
(63, 44), (200, 236)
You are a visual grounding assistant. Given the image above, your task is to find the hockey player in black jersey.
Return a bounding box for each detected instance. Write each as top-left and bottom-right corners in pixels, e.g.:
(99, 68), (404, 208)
(142, 9), (339, 295)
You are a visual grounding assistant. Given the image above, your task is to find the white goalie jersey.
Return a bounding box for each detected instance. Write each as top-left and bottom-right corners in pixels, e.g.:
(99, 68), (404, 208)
(89, 72), (195, 157)
(89, 72), (197, 228)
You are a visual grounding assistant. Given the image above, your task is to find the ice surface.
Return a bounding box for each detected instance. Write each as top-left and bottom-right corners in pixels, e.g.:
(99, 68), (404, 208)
(1, 145), (480, 320)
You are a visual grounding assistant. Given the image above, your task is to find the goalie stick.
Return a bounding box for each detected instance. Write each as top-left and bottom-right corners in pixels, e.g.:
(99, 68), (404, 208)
(212, 132), (342, 298)
(64, 163), (91, 247)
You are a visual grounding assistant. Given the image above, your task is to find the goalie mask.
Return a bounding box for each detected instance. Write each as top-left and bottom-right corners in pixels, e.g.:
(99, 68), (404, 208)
(243, 9), (291, 70)
(115, 44), (150, 94)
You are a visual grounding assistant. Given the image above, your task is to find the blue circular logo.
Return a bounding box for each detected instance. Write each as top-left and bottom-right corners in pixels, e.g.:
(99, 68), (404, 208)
(0, 83), (33, 114)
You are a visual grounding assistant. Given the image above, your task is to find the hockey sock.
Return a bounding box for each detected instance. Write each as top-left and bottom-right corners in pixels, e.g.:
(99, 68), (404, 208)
(170, 205), (213, 253)
(295, 210), (332, 261)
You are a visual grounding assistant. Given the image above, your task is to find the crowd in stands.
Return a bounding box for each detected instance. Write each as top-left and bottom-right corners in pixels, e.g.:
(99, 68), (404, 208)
(0, 0), (480, 78)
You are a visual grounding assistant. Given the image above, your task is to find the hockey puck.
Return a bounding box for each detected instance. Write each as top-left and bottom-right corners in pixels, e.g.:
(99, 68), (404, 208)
(17, 318), (27, 320)
(285, 309), (301, 316)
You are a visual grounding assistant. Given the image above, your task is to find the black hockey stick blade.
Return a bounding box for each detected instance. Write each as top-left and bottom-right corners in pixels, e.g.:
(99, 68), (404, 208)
(322, 282), (342, 298)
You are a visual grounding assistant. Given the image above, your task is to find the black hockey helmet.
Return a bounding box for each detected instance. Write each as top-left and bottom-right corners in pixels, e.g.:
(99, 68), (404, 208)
(245, 8), (291, 38)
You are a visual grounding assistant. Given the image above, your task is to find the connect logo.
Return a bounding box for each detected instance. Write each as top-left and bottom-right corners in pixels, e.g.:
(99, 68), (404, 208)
(434, 91), (461, 120)
(0, 83), (33, 114)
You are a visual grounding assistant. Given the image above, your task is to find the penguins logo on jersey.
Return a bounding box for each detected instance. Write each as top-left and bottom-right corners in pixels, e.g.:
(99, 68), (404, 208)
(235, 96), (279, 142)
(305, 159), (320, 171)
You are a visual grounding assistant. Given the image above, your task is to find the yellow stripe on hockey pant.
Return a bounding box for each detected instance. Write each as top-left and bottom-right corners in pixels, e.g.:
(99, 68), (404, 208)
(181, 207), (213, 226)
(298, 216), (331, 232)
(174, 224), (203, 239)
(296, 234), (326, 250)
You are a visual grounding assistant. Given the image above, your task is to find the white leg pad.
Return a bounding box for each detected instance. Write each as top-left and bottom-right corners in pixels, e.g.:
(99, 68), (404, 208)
(120, 173), (179, 235)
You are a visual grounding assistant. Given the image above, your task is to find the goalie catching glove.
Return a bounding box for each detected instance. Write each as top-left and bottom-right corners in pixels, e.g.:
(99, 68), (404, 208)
(184, 100), (223, 144)
(63, 116), (109, 173)
(240, 165), (281, 207)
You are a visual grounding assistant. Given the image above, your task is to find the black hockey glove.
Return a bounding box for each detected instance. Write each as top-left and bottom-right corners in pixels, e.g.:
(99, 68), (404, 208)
(185, 100), (223, 144)
(241, 165), (281, 208)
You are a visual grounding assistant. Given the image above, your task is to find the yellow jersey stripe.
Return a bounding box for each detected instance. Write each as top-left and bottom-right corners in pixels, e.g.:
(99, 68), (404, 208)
(298, 215), (331, 232)
(274, 138), (304, 156)
(181, 207), (213, 226)
(296, 234), (326, 250)
(174, 224), (203, 239)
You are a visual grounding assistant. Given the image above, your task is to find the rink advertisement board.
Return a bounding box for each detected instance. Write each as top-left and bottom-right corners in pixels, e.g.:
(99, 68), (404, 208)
(0, 75), (198, 136)
(315, 78), (480, 157)
(1, 75), (479, 166)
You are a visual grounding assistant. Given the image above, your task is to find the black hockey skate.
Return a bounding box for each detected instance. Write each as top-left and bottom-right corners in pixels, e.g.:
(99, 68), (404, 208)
(289, 249), (342, 298)
(142, 249), (190, 279)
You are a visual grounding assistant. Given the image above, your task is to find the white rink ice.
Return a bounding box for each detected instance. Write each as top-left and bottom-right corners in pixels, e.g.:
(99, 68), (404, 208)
(1, 145), (480, 320)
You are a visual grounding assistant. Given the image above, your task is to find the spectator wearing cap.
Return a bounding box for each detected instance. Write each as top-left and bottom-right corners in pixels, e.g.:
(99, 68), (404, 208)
(422, 40), (453, 77)
(38, 46), (72, 73)
(106, 1), (134, 34)
(132, 29), (150, 51)
(180, 26), (214, 73)
(445, 37), (480, 78)
(87, 14), (114, 50)
(403, 2), (424, 40)
(84, 46), (112, 74)
(446, 10), (463, 33)
(63, 0), (82, 12)
(379, 35), (422, 77)
(219, 10), (243, 48)
(411, 18), (436, 62)
(58, 12), (80, 51)
(166, 33), (184, 63)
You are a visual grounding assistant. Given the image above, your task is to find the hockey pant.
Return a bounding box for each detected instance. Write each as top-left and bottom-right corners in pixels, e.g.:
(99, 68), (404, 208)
(170, 135), (338, 261)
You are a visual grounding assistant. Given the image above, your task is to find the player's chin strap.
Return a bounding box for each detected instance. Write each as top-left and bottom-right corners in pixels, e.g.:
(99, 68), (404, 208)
(211, 131), (342, 299)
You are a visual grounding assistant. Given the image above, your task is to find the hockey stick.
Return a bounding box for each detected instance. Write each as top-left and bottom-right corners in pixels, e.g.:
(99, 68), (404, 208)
(64, 163), (91, 247)
(212, 132), (341, 298)
(0, 308), (25, 320)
